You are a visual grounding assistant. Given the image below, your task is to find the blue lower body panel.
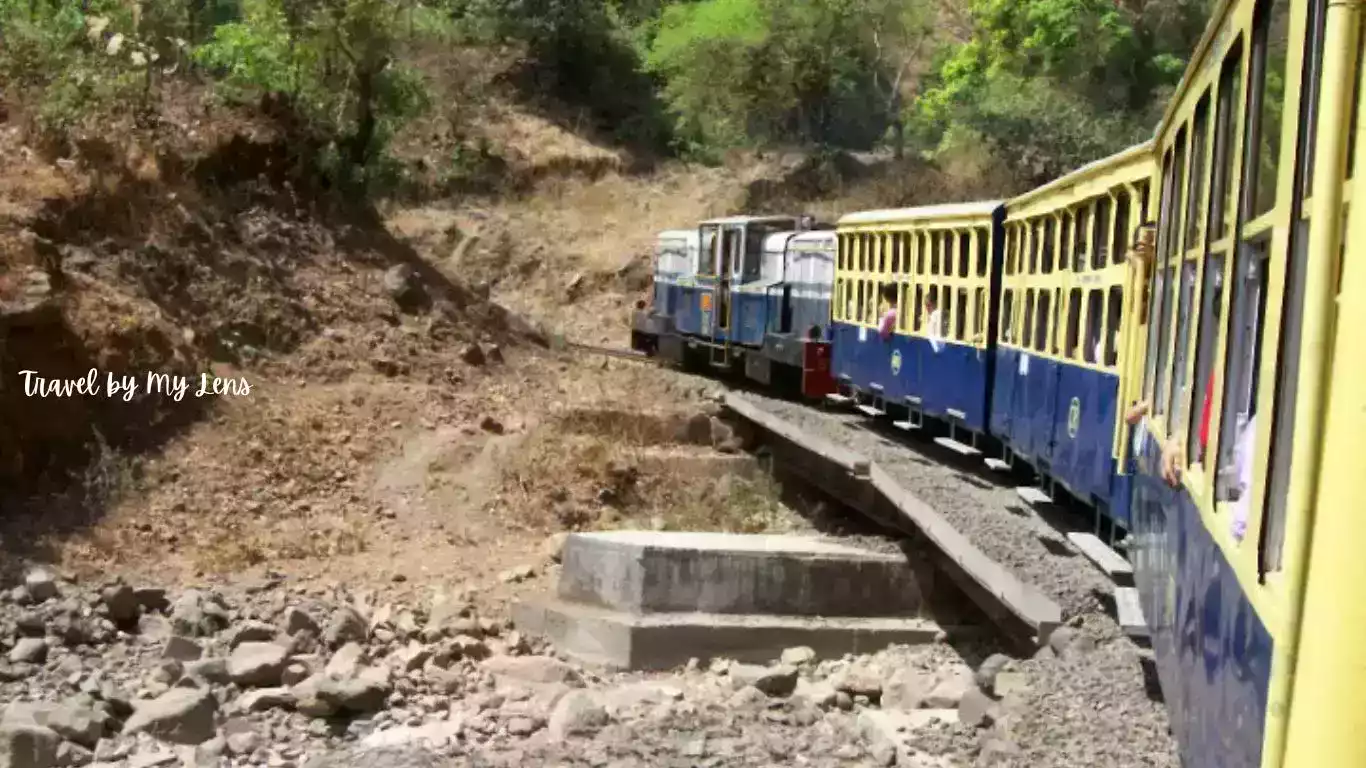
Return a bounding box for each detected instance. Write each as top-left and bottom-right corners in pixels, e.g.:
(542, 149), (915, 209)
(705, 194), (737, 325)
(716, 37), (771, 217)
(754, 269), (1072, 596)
(1130, 435), (1272, 768)
(830, 322), (989, 431)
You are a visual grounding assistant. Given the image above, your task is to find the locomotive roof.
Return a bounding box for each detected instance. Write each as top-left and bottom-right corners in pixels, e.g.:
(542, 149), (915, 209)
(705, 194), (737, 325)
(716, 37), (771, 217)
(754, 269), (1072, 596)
(699, 214), (802, 226)
(837, 200), (1003, 226)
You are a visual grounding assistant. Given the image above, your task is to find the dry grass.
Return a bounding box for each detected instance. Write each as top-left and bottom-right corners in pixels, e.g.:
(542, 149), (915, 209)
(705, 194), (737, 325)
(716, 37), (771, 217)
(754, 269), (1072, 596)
(499, 404), (799, 536)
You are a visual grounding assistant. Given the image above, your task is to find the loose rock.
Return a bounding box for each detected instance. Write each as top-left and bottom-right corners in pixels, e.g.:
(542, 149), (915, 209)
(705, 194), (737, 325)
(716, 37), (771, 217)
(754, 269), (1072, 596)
(121, 688), (217, 745)
(546, 691), (607, 741)
(728, 664), (798, 697)
(227, 643), (289, 687)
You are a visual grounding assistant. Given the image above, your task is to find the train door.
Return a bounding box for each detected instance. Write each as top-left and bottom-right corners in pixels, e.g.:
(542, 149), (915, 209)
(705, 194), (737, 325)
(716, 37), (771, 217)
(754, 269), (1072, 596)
(713, 224), (743, 335)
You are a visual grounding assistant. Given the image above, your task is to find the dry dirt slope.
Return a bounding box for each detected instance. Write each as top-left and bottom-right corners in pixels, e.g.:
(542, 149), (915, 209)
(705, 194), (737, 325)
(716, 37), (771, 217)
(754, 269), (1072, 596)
(0, 67), (840, 606)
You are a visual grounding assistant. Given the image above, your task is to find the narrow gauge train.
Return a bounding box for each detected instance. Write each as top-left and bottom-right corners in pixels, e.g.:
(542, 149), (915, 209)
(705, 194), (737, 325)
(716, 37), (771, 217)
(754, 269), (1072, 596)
(630, 0), (1366, 761)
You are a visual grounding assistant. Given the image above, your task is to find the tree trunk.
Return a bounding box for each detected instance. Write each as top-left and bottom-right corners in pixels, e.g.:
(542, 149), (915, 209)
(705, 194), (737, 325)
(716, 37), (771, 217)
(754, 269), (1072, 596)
(891, 118), (905, 160)
(349, 66), (377, 169)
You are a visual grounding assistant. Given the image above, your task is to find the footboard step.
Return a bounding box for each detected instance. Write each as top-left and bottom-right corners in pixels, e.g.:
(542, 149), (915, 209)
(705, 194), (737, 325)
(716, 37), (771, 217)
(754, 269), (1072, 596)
(856, 405), (886, 417)
(1015, 487), (1053, 506)
(1114, 586), (1149, 638)
(1067, 532), (1134, 585)
(892, 420), (920, 431)
(984, 458), (1010, 471)
(934, 438), (981, 456)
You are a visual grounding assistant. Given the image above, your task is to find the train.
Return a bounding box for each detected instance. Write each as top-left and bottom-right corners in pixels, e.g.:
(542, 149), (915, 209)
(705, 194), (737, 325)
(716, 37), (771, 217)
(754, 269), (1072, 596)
(629, 0), (1366, 764)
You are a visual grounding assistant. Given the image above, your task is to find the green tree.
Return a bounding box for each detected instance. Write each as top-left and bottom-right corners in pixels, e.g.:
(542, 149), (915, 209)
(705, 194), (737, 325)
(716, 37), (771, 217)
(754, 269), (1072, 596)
(195, 0), (431, 191)
(912, 0), (1207, 184)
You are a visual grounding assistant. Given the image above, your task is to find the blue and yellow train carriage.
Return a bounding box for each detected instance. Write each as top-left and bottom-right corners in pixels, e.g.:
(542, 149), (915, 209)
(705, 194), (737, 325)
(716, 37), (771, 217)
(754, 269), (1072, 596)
(1125, 0), (1365, 761)
(829, 202), (1004, 443)
(990, 141), (1154, 528)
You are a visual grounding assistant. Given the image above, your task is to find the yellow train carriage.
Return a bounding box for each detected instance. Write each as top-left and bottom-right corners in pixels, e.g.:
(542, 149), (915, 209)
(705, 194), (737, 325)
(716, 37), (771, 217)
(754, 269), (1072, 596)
(1126, 0), (1364, 762)
(989, 142), (1155, 535)
(829, 202), (1003, 441)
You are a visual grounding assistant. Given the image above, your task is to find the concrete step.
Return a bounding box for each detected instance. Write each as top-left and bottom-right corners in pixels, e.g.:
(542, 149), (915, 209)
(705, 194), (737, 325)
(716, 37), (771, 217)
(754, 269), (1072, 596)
(934, 437), (980, 456)
(984, 458), (1010, 471)
(513, 597), (941, 671)
(1066, 532), (1135, 585)
(1015, 487), (1053, 506)
(1114, 586), (1148, 638)
(558, 531), (923, 618)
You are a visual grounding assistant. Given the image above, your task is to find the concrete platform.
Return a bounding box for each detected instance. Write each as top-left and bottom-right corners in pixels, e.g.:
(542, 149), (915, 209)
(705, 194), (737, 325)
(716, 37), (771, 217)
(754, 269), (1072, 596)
(559, 531), (923, 618)
(723, 392), (1063, 649)
(513, 597), (941, 671)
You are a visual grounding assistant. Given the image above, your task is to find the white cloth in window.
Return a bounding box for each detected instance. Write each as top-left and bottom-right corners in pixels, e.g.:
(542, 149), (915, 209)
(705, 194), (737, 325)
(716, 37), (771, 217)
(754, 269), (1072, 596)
(928, 309), (944, 353)
(1230, 413), (1256, 542)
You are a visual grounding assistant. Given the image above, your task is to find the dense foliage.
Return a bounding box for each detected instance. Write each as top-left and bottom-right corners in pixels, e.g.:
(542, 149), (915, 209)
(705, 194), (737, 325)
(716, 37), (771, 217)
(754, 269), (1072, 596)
(0, 0), (1212, 193)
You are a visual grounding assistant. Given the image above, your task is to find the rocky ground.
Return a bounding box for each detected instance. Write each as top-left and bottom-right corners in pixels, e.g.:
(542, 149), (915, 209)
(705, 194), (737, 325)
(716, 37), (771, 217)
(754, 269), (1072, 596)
(0, 563), (1106, 768)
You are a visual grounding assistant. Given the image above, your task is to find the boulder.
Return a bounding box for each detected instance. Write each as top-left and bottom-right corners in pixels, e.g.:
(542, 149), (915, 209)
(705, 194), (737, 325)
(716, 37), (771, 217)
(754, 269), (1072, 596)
(226, 643), (288, 687)
(121, 688), (217, 745)
(729, 664), (799, 697)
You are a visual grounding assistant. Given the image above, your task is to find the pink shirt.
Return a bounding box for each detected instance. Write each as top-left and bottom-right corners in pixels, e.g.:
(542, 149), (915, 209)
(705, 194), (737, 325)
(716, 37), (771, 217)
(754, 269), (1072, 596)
(879, 308), (897, 338)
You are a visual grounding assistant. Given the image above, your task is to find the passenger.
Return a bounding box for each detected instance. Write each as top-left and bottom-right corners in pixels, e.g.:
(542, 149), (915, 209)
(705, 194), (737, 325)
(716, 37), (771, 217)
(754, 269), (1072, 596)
(924, 291), (945, 353)
(1124, 400), (1184, 488)
(878, 285), (898, 340)
(1127, 222), (1159, 318)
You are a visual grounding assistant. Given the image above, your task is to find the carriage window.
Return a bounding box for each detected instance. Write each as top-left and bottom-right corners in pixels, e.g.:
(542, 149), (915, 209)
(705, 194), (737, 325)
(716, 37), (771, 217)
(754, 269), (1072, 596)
(897, 282), (910, 331)
(1211, 40), (1245, 241)
(1073, 206), (1089, 271)
(855, 278), (867, 322)
(1168, 258), (1200, 432)
(1186, 92), (1212, 249)
(1248, 0), (1290, 219)
(1035, 290), (1051, 353)
(913, 285), (924, 331)
(1059, 214), (1072, 272)
(976, 229), (989, 276)
(1263, 0), (1322, 575)
(956, 288), (968, 339)
(1155, 129), (1188, 415)
(1145, 153), (1177, 399)
(1051, 287), (1062, 355)
(1005, 227), (1017, 275)
(1024, 290), (1036, 349)
(889, 235), (900, 274)
(1215, 236), (1269, 520)
(1139, 181), (1151, 221)
(743, 225), (767, 280)
(941, 286), (953, 338)
(930, 233), (941, 275)
(1041, 219), (1056, 274)
(1029, 221), (1040, 274)
(1188, 251), (1227, 465)
(1066, 288), (1083, 359)
(958, 232), (971, 278)
(1112, 191), (1131, 265)
(1002, 290), (1015, 343)
(1105, 286), (1122, 367)
(944, 233), (956, 277)
(975, 287), (986, 340)
(1084, 289), (1104, 364)
(1092, 197), (1111, 270)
